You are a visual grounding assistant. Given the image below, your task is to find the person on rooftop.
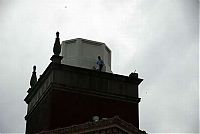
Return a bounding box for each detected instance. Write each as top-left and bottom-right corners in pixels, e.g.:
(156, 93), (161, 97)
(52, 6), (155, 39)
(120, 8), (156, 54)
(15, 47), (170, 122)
(96, 56), (104, 72)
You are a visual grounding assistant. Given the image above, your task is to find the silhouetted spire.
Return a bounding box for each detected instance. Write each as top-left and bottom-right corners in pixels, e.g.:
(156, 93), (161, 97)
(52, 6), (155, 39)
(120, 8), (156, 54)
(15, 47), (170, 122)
(53, 31), (61, 56)
(30, 65), (37, 88)
(50, 32), (63, 64)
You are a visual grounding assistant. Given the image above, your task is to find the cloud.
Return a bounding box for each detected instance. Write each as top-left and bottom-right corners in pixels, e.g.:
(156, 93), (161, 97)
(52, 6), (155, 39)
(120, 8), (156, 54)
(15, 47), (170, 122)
(0, 0), (198, 133)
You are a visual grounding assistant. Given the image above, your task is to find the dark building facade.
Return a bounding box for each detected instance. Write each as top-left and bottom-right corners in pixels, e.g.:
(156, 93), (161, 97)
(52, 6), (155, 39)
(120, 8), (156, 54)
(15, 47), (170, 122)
(24, 32), (143, 134)
(37, 116), (146, 134)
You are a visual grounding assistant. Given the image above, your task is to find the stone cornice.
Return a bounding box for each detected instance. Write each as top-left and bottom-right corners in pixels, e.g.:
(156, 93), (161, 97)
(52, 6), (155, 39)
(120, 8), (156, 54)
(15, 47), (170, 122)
(25, 62), (143, 103)
(54, 83), (141, 103)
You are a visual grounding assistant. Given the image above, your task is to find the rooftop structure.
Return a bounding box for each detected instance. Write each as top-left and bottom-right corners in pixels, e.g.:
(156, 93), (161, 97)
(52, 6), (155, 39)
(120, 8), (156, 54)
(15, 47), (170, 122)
(24, 32), (144, 134)
(61, 38), (112, 72)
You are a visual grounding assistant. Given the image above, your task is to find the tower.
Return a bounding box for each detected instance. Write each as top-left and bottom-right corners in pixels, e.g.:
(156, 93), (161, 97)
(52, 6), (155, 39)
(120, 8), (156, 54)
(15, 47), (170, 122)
(24, 32), (143, 134)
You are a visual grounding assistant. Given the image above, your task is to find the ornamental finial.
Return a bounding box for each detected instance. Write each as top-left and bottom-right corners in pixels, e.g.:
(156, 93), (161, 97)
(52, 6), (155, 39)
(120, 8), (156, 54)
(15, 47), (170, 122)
(30, 65), (37, 88)
(33, 65), (36, 72)
(53, 31), (61, 56)
(50, 32), (63, 63)
(56, 31), (59, 38)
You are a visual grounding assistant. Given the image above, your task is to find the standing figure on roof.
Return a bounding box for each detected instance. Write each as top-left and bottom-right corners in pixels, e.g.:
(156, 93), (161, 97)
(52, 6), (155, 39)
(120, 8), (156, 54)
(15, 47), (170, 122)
(96, 56), (104, 72)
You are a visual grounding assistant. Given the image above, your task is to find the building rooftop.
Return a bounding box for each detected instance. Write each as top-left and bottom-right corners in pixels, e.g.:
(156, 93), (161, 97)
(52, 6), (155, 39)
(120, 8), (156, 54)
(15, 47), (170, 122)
(61, 38), (112, 72)
(25, 62), (142, 117)
(37, 116), (147, 134)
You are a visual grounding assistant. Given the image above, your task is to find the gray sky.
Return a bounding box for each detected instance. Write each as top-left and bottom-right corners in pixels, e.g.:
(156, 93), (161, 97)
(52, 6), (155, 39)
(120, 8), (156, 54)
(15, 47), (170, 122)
(0, 0), (199, 133)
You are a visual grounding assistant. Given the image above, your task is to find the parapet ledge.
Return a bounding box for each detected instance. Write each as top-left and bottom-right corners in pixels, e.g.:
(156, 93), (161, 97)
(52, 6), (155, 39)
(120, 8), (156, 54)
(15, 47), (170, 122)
(24, 62), (143, 104)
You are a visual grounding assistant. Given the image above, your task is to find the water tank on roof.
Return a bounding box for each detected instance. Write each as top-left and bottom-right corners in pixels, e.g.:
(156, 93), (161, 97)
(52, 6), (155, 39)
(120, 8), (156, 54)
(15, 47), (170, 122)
(61, 38), (112, 73)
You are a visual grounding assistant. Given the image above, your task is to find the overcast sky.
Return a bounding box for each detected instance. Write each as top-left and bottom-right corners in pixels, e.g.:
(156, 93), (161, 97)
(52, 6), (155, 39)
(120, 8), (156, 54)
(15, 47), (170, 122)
(0, 0), (199, 133)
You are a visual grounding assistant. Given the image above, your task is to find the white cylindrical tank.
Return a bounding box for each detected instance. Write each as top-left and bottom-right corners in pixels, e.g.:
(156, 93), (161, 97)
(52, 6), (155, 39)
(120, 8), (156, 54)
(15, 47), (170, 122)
(61, 38), (112, 73)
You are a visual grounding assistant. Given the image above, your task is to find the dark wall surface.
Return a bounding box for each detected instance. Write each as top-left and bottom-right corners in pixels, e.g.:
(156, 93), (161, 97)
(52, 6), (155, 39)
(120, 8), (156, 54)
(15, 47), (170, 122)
(50, 89), (139, 130)
(25, 88), (139, 134)
(25, 90), (52, 134)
